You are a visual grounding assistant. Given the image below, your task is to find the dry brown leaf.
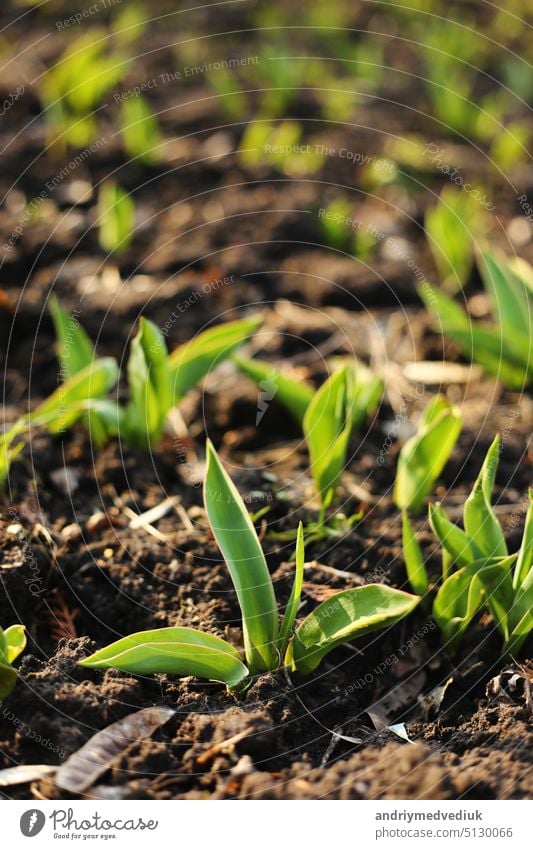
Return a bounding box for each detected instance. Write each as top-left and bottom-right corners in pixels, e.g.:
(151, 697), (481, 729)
(371, 670), (426, 721)
(55, 706), (175, 793)
(418, 676), (454, 719)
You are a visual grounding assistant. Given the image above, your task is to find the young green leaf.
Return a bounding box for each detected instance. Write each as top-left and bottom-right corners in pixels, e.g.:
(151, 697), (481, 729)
(477, 251), (531, 339)
(303, 367), (353, 505)
(278, 522), (305, 655)
(472, 556), (516, 641)
(441, 547), (453, 582)
(419, 270), (532, 390)
(168, 317), (262, 403)
(98, 182), (135, 254)
(208, 66), (247, 121)
(49, 296), (94, 378)
(204, 440), (279, 672)
(137, 319), (173, 412)
(463, 435), (508, 558)
(79, 399), (126, 439)
(429, 502), (481, 568)
(433, 568), (483, 654)
(506, 566), (533, 656)
(513, 489), (533, 589)
(13, 312), (260, 460)
(36, 355), (119, 449)
(287, 585), (420, 675)
(509, 256), (533, 298)
(79, 627), (248, 690)
(235, 356), (383, 431)
(419, 281), (471, 327)
(125, 318), (172, 446)
(461, 328), (527, 388)
(125, 334), (160, 445)
(0, 628), (7, 659)
(419, 394), (449, 427)
(49, 297), (111, 444)
(429, 442), (533, 657)
(0, 624), (26, 700)
(31, 357), (120, 434)
(506, 504), (533, 656)
(504, 608), (533, 659)
(349, 362), (384, 430)
(234, 356), (313, 425)
(121, 95), (162, 165)
(318, 198), (355, 251)
(0, 660), (16, 701)
(402, 511), (430, 596)
(41, 32), (131, 150)
(425, 186), (479, 292)
(0, 423), (26, 485)
(394, 396), (463, 513)
(2, 625), (26, 664)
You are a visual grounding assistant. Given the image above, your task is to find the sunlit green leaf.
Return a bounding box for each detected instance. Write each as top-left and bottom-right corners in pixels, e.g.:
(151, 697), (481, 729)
(288, 585), (420, 674)
(463, 435), (507, 558)
(394, 396), (463, 513)
(79, 627), (248, 690)
(49, 297), (110, 444)
(477, 251), (531, 339)
(3, 625), (26, 665)
(0, 424), (26, 485)
(208, 67), (247, 121)
(349, 362), (384, 430)
(234, 356), (313, 424)
(303, 367), (353, 505)
(278, 522), (305, 655)
(471, 556), (516, 641)
(32, 357), (120, 434)
(425, 187), (480, 292)
(419, 272), (532, 389)
(318, 198), (354, 251)
(509, 257), (533, 298)
(98, 182), (135, 254)
(49, 296), (94, 378)
(168, 317), (262, 402)
(419, 281), (471, 327)
(490, 121), (529, 170)
(235, 356), (383, 432)
(0, 624), (26, 700)
(0, 662), (17, 701)
(505, 608), (533, 658)
(121, 95), (162, 165)
(402, 511), (429, 596)
(238, 121), (276, 168)
(112, 4), (148, 46)
(125, 318), (172, 446)
(429, 441), (533, 656)
(41, 32), (130, 149)
(204, 440), (279, 672)
(507, 505), (533, 655)
(50, 33), (129, 115)
(433, 567), (483, 654)
(513, 489), (533, 590)
(429, 502), (481, 568)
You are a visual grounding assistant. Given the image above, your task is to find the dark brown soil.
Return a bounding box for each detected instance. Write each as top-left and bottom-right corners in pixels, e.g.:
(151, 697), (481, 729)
(0, 0), (532, 800)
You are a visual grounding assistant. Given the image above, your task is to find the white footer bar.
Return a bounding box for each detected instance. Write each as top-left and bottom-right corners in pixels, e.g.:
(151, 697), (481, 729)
(4, 799), (532, 848)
